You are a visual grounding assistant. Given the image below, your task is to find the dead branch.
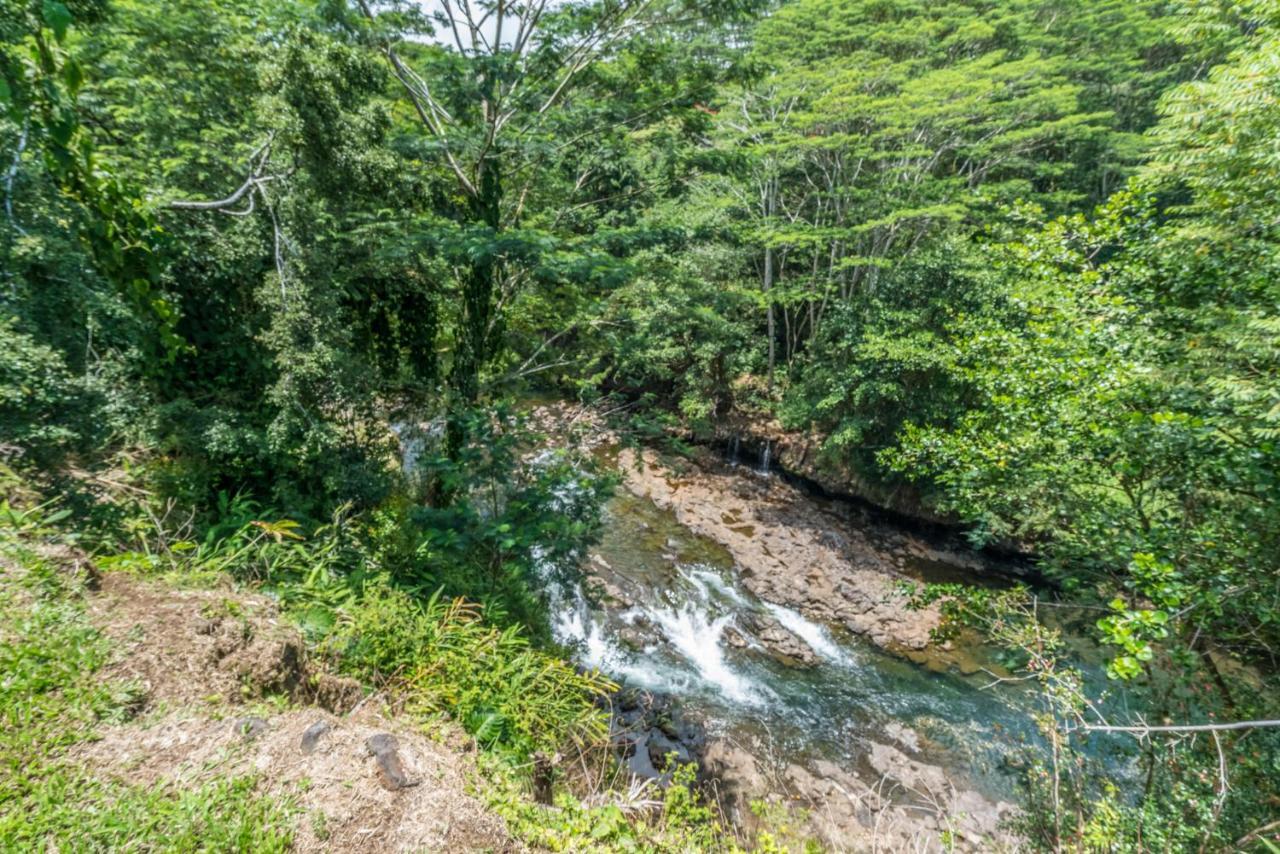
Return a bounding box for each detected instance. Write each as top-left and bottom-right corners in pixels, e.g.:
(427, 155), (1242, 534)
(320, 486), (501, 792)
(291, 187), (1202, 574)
(1078, 719), (1280, 735)
(167, 134), (277, 214)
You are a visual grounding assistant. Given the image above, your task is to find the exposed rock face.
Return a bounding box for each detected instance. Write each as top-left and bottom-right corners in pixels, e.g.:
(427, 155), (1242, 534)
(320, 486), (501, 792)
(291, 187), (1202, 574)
(617, 447), (942, 651)
(704, 734), (1019, 853)
(713, 418), (958, 526)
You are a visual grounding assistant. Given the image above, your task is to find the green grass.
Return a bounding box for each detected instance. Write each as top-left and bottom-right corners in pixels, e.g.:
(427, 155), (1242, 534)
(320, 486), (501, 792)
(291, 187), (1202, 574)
(324, 579), (616, 758)
(0, 533), (296, 852)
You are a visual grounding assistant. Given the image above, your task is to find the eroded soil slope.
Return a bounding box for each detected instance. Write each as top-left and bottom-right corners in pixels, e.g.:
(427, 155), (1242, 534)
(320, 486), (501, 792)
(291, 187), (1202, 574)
(72, 571), (514, 853)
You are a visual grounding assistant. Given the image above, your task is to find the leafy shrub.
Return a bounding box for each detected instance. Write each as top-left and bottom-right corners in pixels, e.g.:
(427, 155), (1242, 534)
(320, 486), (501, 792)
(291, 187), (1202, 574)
(584, 249), (757, 430)
(324, 580), (614, 758)
(380, 405), (614, 637)
(0, 317), (99, 464)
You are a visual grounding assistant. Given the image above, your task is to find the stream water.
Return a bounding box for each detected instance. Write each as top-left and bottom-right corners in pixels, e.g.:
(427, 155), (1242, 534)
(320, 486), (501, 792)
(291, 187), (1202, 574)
(538, 458), (1054, 804)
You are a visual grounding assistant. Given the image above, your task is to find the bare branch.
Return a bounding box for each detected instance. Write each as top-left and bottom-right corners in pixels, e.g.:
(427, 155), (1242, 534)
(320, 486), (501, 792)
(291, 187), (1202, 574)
(168, 134), (276, 212)
(1078, 719), (1280, 735)
(356, 0), (479, 197)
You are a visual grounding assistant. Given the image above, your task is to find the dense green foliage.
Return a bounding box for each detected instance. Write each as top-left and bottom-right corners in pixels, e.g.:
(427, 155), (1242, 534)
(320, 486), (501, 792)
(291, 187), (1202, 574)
(4, 0), (1280, 849)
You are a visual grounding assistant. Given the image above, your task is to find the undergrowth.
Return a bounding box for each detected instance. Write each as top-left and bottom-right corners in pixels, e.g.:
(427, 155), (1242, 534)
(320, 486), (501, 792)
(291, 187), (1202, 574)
(324, 580), (615, 757)
(0, 519), (296, 851)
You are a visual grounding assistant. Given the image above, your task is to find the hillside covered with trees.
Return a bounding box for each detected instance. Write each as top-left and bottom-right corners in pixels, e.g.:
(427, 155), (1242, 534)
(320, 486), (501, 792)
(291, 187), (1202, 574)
(3, 0), (1279, 850)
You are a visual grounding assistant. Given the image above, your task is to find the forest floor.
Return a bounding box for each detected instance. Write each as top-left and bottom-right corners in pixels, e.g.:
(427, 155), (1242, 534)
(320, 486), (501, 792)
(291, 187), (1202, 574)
(0, 538), (515, 852)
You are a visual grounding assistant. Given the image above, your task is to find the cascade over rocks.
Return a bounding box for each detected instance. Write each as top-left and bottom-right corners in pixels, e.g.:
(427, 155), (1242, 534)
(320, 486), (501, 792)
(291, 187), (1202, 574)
(531, 403), (1024, 848)
(617, 446), (943, 651)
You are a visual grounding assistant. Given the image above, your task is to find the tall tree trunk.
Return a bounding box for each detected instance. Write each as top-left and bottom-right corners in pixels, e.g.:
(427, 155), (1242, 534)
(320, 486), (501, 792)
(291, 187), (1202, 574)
(448, 145), (502, 455)
(764, 242), (775, 390)
(763, 173), (777, 391)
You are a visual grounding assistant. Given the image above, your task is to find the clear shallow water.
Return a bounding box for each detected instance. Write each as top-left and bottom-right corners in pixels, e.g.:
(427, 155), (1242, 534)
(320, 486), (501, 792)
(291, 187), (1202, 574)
(540, 485), (1058, 801)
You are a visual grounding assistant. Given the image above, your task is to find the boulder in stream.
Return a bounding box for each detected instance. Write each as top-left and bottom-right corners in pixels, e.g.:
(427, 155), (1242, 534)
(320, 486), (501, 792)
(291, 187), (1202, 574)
(740, 613), (819, 667)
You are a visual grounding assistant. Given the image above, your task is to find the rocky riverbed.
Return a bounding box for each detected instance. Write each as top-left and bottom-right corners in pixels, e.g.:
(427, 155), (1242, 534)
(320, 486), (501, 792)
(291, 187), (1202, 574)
(523, 403), (1034, 851)
(616, 445), (945, 651)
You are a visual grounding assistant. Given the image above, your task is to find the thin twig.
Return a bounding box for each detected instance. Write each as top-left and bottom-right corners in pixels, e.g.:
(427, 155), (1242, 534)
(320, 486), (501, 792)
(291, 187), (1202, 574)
(1078, 719), (1280, 734)
(4, 118), (30, 237)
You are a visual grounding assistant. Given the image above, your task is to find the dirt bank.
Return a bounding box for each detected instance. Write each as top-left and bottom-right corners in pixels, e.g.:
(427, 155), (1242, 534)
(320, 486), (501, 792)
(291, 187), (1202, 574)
(72, 571), (514, 853)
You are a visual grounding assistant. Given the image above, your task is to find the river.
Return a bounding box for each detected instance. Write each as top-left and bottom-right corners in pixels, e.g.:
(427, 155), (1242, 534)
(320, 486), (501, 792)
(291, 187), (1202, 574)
(404, 406), (1126, 849)
(521, 409), (1136, 850)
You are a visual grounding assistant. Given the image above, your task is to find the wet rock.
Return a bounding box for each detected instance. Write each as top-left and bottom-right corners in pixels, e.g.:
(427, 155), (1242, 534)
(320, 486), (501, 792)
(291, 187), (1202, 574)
(609, 690), (705, 784)
(655, 711), (704, 752)
(742, 614), (818, 667)
(589, 575), (635, 609)
(617, 625), (649, 651)
(883, 721), (922, 753)
(300, 719), (331, 754)
(232, 716), (267, 740)
(647, 730), (692, 768)
(723, 625), (749, 649)
(626, 732), (661, 780)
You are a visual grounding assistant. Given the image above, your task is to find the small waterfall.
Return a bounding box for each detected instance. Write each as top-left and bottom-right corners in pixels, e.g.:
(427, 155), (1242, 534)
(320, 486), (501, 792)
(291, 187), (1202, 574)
(650, 604), (760, 704)
(390, 418), (445, 477)
(758, 440), (772, 476)
(541, 547), (772, 706)
(390, 421), (424, 475)
(729, 434), (741, 467)
(762, 601), (855, 668)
